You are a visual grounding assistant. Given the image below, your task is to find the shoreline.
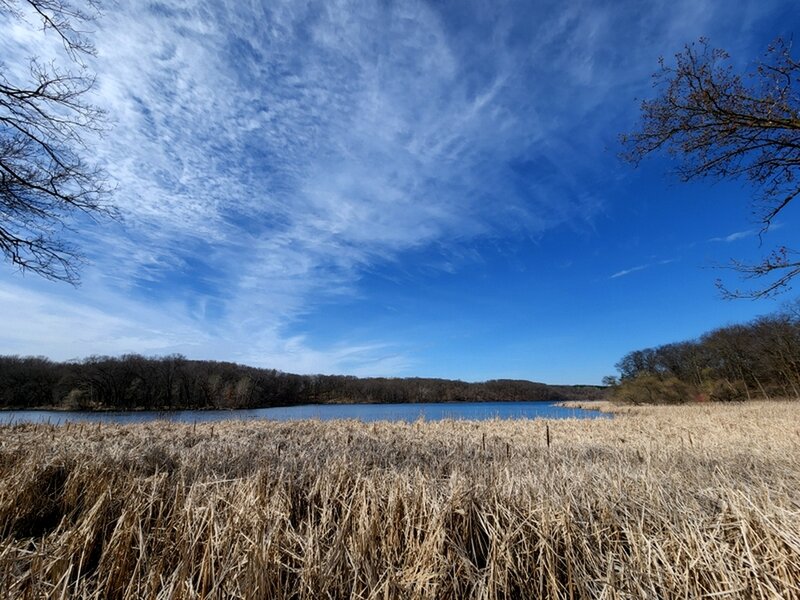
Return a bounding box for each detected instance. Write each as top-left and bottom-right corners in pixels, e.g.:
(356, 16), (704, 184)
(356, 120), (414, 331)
(555, 399), (621, 413)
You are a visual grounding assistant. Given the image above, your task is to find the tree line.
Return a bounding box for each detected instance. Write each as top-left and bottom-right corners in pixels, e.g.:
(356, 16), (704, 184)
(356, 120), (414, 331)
(0, 355), (605, 410)
(608, 303), (800, 403)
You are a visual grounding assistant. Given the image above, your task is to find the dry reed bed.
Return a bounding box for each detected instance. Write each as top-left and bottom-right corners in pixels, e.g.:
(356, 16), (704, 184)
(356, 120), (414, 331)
(0, 401), (799, 599)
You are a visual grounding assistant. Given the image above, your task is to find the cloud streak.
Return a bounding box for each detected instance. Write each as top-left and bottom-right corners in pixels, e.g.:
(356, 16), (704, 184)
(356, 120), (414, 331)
(611, 259), (675, 279)
(710, 230), (757, 243)
(611, 265), (649, 279)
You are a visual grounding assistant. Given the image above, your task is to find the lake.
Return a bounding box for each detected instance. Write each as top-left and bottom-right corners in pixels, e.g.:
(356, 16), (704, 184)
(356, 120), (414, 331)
(0, 401), (609, 425)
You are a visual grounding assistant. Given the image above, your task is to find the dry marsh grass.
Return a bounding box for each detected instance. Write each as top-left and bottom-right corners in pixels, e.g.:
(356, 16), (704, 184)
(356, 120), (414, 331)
(0, 401), (799, 598)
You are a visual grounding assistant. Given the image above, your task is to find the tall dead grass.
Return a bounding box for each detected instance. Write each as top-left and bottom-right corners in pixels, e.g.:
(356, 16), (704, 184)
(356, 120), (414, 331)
(0, 401), (798, 598)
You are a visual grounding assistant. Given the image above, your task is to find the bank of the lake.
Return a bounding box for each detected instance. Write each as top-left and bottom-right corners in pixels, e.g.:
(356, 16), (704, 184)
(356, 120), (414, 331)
(556, 399), (619, 413)
(1, 400), (798, 598)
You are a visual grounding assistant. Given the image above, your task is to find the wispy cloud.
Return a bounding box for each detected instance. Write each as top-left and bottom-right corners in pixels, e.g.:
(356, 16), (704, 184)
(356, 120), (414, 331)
(611, 265), (649, 279)
(0, 0), (780, 375)
(709, 230), (756, 243)
(611, 259), (675, 279)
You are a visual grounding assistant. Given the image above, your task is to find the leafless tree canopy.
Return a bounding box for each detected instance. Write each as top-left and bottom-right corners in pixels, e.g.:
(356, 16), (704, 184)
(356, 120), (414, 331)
(612, 301), (800, 402)
(621, 38), (800, 298)
(0, 0), (110, 284)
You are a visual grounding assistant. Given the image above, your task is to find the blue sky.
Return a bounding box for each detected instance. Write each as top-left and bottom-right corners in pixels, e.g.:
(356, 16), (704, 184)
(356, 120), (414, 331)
(1, 0), (798, 384)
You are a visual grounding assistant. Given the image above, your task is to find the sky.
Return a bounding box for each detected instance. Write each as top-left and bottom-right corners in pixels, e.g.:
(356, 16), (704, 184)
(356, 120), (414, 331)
(1, 0), (799, 384)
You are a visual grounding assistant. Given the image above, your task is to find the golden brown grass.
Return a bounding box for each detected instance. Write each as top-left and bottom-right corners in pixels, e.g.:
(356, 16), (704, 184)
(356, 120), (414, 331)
(1, 401), (799, 598)
(555, 400), (617, 413)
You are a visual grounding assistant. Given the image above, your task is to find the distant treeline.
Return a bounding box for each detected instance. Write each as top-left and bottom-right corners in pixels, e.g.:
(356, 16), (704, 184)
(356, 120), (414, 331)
(609, 304), (800, 403)
(0, 355), (605, 410)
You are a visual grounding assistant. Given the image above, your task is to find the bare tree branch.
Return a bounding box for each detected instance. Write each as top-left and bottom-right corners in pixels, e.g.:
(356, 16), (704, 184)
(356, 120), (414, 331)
(0, 0), (111, 284)
(621, 38), (800, 298)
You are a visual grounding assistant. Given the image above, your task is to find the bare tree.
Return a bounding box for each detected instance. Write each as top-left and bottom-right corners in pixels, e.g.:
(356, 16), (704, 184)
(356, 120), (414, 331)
(621, 38), (800, 298)
(0, 0), (111, 284)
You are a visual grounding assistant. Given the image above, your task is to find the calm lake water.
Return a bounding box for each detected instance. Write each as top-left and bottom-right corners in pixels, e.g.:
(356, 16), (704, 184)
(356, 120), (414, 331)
(0, 401), (608, 425)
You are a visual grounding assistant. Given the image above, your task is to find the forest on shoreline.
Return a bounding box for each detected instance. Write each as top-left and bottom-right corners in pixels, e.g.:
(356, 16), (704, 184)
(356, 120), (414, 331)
(609, 303), (800, 403)
(4, 303), (799, 412)
(0, 355), (606, 411)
